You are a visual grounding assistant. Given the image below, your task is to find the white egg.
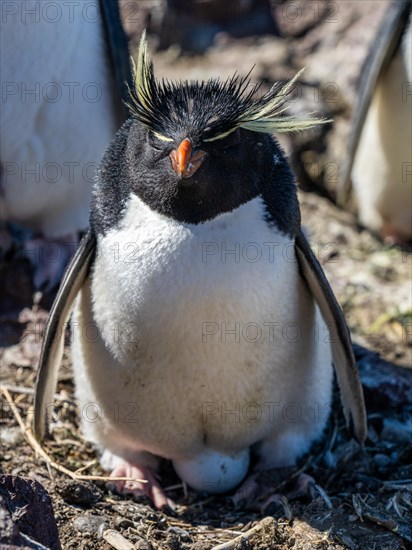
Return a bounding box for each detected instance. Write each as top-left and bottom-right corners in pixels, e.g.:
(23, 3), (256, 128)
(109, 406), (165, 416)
(172, 449), (250, 494)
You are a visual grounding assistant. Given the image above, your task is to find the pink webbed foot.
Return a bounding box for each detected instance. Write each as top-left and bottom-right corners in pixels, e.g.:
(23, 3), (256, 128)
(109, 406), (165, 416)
(24, 232), (79, 291)
(109, 461), (175, 511)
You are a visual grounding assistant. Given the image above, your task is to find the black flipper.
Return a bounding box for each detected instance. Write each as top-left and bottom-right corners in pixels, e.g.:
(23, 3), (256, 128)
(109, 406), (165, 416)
(34, 0), (134, 440)
(33, 231), (96, 441)
(295, 230), (367, 443)
(99, 0), (133, 121)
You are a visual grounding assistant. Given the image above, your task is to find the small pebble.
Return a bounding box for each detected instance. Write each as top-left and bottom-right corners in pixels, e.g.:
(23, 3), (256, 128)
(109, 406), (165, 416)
(129, 525), (146, 537)
(167, 526), (190, 541)
(373, 453), (391, 468)
(73, 514), (108, 535)
(97, 522), (111, 539)
(0, 426), (24, 446)
(112, 503), (146, 520)
(338, 533), (356, 550)
(102, 529), (134, 550)
(57, 480), (102, 505)
(381, 418), (412, 444)
(115, 516), (135, 529)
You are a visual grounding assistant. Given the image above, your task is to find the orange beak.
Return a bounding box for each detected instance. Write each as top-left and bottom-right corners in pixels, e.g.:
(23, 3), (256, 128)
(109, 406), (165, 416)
(170, 138), (206, 178)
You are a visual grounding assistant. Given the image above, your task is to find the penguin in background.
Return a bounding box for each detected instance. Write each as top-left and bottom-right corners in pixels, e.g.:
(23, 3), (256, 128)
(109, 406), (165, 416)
(339, 0), (412, 245)
(34, 33), (367, 510)
(0, 0), (132, 290)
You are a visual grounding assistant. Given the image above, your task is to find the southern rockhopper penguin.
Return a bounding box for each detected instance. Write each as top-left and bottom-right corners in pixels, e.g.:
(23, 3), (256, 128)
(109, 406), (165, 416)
(339, 0), (412, 245)
(0, 0), (131, 290)
(34, 32), (367, 510)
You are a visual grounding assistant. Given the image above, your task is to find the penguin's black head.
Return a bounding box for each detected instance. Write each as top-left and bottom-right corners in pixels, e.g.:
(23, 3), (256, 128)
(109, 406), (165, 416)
(93, 32), (327, 235)
(123, 103), (281, 227)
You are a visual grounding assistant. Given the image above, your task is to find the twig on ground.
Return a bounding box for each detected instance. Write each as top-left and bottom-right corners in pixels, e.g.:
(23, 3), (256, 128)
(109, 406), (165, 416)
(1, 383), (73, 402)
(211, 517), (274, 550)
(0, 385), (146, 484)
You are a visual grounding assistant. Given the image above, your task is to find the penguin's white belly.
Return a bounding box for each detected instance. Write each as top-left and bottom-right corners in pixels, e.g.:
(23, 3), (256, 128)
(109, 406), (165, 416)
(72, 195), (332, 467)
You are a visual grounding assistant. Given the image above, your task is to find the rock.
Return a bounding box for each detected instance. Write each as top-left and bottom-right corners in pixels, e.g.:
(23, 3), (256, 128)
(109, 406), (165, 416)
(72, 514), (109, 535)
(56, 480), (102, 506)
(134, 540), (153, 550)
(111, 502), (151, 521)
(0, 495), (27, 546)
(0, 256), (33, 321)
(0, 426), (24, 447)
(274, 0), (332, 38)
(114, 516), (135, 529)
(381, 418), (412, 444)
(157, 0), (277, 52)
(167, 526), (190, 540)
(102, 528), (135, 550)
(355, 344), (412, 411)
(1, 346), (32, 368)
(0, 475), (61, 550)
(373, 453), (391, 469)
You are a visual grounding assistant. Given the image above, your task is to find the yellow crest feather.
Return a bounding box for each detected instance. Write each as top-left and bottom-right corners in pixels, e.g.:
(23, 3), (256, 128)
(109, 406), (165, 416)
(238, 69), (331, 134)
(127, 31), (331, 140)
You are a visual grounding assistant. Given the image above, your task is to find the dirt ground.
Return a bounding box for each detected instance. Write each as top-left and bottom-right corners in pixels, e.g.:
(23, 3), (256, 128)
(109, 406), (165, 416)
(1, 1), (411, 549)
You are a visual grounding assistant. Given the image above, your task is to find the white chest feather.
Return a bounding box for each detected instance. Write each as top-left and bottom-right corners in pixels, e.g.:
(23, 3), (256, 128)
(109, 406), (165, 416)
(72, 195), (332, 463)
(94, 195), (297, 354)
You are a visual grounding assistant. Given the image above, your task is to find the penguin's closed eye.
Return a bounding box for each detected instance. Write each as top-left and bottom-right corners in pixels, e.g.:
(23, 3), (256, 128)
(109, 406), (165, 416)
(148, 132), (173, 153)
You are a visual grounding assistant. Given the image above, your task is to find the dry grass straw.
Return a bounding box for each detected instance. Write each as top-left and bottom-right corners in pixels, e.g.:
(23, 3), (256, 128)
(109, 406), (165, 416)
(0, 385), (146, 484)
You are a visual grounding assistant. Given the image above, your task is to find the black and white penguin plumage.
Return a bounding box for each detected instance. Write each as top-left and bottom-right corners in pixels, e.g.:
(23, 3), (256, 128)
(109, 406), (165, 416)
(34, 33), (366, 509)
(339, 0), (412, 244)
(0, 0), (131, 288)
